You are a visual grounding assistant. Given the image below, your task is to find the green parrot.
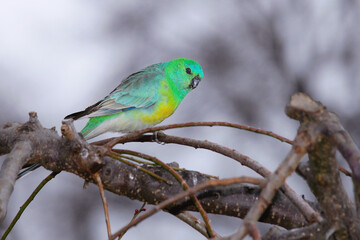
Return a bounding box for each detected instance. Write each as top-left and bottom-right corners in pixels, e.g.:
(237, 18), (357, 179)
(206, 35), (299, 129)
(17, 58), (203, 179)
(64, 58), (204, 139)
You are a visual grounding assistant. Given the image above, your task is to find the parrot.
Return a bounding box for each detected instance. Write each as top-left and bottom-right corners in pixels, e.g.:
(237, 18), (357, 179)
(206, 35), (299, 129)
(65, 58), (203, 139)
(17, 58), (203, 178)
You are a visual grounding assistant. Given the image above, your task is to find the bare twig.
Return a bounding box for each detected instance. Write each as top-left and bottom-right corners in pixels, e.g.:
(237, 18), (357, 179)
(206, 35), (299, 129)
(110, 177), (264, 240)
(245, 221), (261, 240)
(175, 212), (214, 238)
(338, 165), (352, 177)
(91, 121), (293, 147)
(118, 202), (146, 240)
(112, 150), (219, 180)
(94, 172), (112, 240)
(107, 152), (170, 183)
(1, 171), (59, 240)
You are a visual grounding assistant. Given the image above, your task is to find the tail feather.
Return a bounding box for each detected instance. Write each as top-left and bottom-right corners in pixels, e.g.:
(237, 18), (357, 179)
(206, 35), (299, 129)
(80, 120), (100, 139)
(17, 163), (41, 180)
(64, 100), (102, 120)
(64, 110), (87, 120)
(81, 113), (122, 139)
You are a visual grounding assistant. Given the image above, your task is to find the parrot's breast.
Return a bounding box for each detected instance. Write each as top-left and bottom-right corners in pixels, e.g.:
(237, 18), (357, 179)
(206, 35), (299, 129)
(135, 80), (181, 125)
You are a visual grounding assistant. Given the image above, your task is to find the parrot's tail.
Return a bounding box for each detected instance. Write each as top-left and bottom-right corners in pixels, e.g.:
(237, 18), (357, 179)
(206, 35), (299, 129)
(17, 163), (41, 180)
(64, 100), (102, 120)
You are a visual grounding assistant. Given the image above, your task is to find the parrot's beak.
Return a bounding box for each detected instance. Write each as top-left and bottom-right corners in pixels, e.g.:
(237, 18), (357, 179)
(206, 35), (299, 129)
(189, 75), (201, 89)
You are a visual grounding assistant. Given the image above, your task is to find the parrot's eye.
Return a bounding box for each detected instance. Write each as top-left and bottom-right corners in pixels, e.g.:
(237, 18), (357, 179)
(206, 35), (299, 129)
(185, 67), (192, 74)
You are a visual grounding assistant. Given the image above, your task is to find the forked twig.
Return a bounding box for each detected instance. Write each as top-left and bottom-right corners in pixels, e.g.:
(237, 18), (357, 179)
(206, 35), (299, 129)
(118, 202), (146, 240)
(176, 212), (217, 238)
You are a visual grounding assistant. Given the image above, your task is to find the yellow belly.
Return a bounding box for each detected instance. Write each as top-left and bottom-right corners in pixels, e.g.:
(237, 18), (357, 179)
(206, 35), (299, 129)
(135, 81), (180, 125)
(140, 101), (176, 124)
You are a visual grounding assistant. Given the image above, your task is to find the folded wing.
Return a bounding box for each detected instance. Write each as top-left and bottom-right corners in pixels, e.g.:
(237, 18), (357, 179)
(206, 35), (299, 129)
(65, 64), (164, 120)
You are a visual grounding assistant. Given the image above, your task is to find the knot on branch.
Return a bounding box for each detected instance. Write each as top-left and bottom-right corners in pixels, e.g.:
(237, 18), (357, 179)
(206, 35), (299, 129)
(61, 119), (76, 141)
(28, 112), (38, 123)
(60, 119), (104, 176)
(16, 112), (43, 134)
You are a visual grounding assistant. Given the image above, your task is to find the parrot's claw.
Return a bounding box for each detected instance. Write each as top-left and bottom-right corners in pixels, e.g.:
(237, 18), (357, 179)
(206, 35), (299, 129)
(153, 131), (165, 145)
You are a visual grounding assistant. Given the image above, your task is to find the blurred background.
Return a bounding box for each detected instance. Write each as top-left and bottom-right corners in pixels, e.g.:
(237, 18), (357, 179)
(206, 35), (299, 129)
(1, 0), (360, 239)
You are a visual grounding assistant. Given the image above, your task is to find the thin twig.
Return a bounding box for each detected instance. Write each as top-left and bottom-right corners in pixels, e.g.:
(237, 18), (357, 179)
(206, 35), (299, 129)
(91, 121), (293, 147)
(110, 177), (264, 240)
(113, 149), (216, 238)
(176, 212), (217, 238)
(112, 149), (218, 180)
(338, 165), (352, 177)
(118, 154), (155, 165)
(1, 171), (59, 240)
(118, 202), (146, 240)
(94, 172), (112, 240)
(245, 221), (261, 240)
(107, 152), (170, 184)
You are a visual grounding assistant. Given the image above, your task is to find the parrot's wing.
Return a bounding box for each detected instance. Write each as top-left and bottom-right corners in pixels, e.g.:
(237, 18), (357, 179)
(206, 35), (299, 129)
(85, 65), (163, 118)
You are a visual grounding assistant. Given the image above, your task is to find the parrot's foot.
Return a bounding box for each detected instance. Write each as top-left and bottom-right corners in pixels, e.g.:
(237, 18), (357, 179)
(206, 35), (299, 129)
(153, 131), (165, 145)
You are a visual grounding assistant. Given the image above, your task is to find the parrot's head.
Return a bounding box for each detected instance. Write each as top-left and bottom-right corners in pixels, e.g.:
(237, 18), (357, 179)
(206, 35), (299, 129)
(165, 58), (204, 97)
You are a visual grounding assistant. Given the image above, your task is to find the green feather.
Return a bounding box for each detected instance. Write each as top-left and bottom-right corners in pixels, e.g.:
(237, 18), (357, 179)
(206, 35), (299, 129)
(80, 113), (121, 137)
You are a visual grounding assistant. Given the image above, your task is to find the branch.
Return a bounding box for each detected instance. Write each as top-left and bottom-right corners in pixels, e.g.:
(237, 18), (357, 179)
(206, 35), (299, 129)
(286, 92), (360, 238)
(94, 172), (112, 240)
(0, 115), (310, 229)
(327, 113), (360, 216)
(110, 177), (263, 240)
(231, 126), (311, 239)
(90, 121), (293, 147)
(0, 141), (32, 222)
(262, 222), (330, 240)
(133, 133), (320, 223)
(175, 212), (214, 239)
